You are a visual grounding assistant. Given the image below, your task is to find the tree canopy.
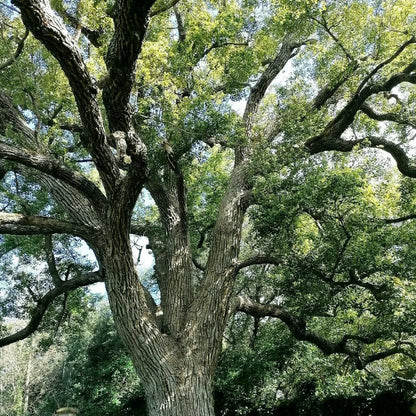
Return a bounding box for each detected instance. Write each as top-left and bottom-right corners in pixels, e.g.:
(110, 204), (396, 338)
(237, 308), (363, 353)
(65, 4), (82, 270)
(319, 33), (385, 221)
(1, 0), (416, 414)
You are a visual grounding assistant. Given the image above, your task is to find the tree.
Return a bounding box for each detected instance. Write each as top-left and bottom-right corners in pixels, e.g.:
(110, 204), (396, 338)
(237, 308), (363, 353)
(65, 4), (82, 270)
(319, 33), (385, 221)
(1, 0), (416, 414)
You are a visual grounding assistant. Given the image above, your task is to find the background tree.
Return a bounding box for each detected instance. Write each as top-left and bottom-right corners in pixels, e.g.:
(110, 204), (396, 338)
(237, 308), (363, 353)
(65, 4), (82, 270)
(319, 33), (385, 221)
(1, 0), (416, 415)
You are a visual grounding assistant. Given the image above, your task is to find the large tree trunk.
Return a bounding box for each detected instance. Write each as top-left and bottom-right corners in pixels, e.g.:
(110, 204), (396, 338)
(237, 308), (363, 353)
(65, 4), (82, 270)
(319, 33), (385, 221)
(104, 255), (218, 415)
(142, 365), (215, 416)
(99, 214), (218, 416)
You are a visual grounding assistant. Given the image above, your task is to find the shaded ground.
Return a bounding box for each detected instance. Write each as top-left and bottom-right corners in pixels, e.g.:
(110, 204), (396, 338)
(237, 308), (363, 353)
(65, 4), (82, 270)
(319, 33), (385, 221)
(120, 390), (414, 415)
(241, 392), (414, 416)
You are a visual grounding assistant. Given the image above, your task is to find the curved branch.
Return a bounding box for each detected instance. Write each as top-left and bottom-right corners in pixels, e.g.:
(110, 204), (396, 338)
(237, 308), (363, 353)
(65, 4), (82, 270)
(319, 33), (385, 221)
(236, 297), (414, 369)
(235, 255), (283, 273)
(363, 347), (416, 367)
(0, 28), (29, 71)
(360, 103), (416, 128)
(0, 212), (95, 239)
(384, 213), (416, 224)
(235, 295), (353, 356)
(150, 0), (181, 17)
(307, 135), (416, 178)
(306, 47), (416, 156)
(0, 141), (106, 210)
(0, 271), (103, 348)
(200, 41), (248, 61)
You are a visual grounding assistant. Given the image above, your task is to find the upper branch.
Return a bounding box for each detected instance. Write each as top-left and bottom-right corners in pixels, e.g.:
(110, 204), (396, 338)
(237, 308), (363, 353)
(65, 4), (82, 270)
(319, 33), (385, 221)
(62, 10), (103, 47)
(306, 50), (416, 163)
(356, 36), (416, 93)
(310, 15), (354, 62)
(0, 271), (103, 348)
(103, 0), (156, 132)
(12, 0), (119, 194)
(243, 36), (308, 131)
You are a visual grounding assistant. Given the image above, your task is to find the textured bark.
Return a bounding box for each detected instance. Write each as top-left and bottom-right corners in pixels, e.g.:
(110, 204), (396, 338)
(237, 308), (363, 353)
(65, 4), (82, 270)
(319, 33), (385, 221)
(144, 372), (214, 416)
(0, 91), (34, 145)
(147, 173), (194, 338)
(0, 212), (94, 238)
(98, 211), (216, 415)
(103, 0), (156, 132)
(0, 142), (105, 209)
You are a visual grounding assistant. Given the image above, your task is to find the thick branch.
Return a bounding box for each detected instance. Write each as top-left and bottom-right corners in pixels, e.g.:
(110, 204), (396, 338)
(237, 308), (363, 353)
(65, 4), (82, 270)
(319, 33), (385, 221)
(103, 0), (156, 132)
(0, 90), (36, 146)
(0, 212), (95, 239)
(146, 175), (193, 336)
(0, 271), (103, 348)
(12, 0), (119, 193)
(243, 36), (306, 130)
(235, 255), (283, 273)
(0, 141), (106, 210)
(0, 161), (104, 229)
(307, 135), (416, 178)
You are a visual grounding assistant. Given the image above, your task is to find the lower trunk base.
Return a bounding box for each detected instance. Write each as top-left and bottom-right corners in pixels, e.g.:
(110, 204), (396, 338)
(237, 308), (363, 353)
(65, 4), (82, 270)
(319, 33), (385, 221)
(145, 376), (215, 416)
